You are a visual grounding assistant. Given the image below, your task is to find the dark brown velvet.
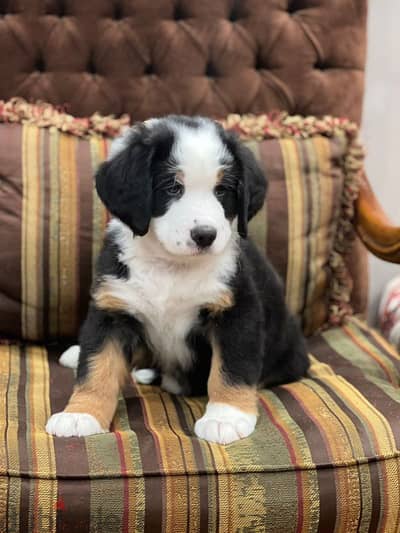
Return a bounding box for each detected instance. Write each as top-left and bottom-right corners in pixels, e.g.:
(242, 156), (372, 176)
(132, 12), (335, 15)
(0, 0), (369, 311)
(0, 0), (366, 123)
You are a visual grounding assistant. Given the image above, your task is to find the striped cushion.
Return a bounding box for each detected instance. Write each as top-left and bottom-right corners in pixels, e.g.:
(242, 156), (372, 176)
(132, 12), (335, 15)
(0, 316), (399, 531)
(0, 113), (364, 340)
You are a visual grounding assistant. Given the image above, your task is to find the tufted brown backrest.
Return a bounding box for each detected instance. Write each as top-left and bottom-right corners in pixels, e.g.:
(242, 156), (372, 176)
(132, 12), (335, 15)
(0, 0), (367, 122)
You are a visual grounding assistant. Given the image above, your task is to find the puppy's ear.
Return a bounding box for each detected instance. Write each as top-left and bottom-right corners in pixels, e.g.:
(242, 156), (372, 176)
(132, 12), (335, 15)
(95, 125), (153, 236)
(224, 131), (267, 238)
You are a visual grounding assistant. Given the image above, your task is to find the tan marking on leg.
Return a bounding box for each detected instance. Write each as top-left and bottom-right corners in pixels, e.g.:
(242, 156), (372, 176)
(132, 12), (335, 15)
(206, 290), (234, 316)
(64, 341), (129, 430)
(208, 337), (258, 415)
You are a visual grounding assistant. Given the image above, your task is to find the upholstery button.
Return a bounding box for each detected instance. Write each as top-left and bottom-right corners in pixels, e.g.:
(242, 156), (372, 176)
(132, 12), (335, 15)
(173, 5), (185, 20)
(114, 5), (123, 20)
(87, 57), (96, 74)
(58, 0), (65, 16)
(36, 57), (45, 72)
(315, 60), (327, 70)
(144, 64), (154, 75)
(205, 62), (217, 77)
(255, 54), (264, 70)
(229, 1), (240, 21)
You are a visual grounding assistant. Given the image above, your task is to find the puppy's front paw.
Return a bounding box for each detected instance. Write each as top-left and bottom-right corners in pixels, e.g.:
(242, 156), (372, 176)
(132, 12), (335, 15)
(46, 412), (107, 437)
(194, 402), (257, 445)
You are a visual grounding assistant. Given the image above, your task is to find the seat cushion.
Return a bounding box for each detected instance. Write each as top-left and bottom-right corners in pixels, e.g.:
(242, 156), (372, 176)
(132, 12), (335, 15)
(0, 317), (399, 532)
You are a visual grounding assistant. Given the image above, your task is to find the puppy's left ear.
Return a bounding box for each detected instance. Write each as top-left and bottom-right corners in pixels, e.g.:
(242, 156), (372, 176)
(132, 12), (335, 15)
(96, 125), (153, 236)
(224, 132), (267, 238)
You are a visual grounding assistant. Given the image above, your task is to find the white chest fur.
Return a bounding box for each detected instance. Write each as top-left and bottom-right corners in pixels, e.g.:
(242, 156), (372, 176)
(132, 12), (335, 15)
(102, 221), (238, 371)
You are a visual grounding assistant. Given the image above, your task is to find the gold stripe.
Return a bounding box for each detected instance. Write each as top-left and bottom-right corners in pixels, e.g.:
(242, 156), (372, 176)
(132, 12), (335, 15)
(161, 395), (201, 533)
(90, 136), (108, 278)
(259, 391), (320, 531)
(25, 346), (57, 533)
(282, 139), (305, 314)
(283, 381), (362, 532)
(6, 346), (22, 532)
(330, 375), (399, 532)
(48, 128), (60, 337)
(351, 316), (400, 361)
(21, 125), (43, 339)
(304, 137), (333, 332)
(139, 389), (189, 532)
(112, 398), (145, 531)
(58, 134), (78, 336)
(0, 346), (11, 530)
(246, 140), (268, 251)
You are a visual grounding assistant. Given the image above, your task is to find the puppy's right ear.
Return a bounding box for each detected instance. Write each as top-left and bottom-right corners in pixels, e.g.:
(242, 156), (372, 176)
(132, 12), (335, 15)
(95, 125), (153, 236)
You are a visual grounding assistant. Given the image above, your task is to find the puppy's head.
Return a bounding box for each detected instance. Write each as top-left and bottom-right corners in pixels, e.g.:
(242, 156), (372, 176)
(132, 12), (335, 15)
(96, 116), (267, 257)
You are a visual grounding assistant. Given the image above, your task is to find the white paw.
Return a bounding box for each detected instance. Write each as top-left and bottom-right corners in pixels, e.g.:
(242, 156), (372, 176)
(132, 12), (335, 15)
(161, 374), (183, 395)
(45, 412), (107, 437)
(59, 345), (80, 369)
(194, 403), (257, 445)
(131, 368), (158, 385)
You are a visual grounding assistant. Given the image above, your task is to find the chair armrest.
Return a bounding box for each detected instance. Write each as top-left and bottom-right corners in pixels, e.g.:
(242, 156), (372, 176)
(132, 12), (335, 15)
(355, 175), (400, 263)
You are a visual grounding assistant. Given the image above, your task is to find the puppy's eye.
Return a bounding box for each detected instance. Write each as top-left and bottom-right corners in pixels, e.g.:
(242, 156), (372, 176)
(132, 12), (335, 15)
(167, 182), (184, 197)
(214, 185), (225, 198)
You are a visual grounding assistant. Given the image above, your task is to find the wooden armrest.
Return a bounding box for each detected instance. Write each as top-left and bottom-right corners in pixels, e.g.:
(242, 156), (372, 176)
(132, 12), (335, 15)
(355, 175), (400, 263)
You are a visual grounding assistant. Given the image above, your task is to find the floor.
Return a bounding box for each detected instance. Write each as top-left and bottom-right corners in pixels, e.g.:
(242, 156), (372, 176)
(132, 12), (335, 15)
(362, 0), (400, 323)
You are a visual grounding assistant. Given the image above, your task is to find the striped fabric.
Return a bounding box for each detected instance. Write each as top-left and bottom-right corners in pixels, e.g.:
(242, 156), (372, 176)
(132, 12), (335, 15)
(0, 119), (362, 340)
(0, 316), (399, 532)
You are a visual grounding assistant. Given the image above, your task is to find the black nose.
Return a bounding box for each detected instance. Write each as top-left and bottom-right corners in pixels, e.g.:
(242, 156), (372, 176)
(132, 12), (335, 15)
(190, 225), (217, 248)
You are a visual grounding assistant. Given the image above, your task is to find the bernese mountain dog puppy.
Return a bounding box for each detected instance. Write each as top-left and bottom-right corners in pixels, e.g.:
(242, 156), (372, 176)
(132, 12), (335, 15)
(46, 116), (309, 445)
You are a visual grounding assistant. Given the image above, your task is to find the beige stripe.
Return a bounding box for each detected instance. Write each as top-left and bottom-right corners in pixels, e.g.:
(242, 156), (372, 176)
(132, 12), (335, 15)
(58, 134), (78, 336)
(0, 346), (11, 531)
(48, 128), (60, 337)
(26, 346), (57, 533)
(21, 125), (44, 339)
(246, 140), (268, 252)
(5, 346), (22, 533)
(90, 136), (108, 278)
(281, 139), (305, 313)
(305, 137), (334, 332)
(139, 390), (189, 533)
(113, 399), (145, 531)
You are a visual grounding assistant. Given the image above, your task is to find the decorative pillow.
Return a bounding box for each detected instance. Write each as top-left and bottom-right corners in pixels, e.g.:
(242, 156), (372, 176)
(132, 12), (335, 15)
(0, 99), (364, 341)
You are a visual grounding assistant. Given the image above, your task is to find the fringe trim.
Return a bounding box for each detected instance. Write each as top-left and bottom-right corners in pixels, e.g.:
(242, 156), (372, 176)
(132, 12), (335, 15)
(220, 113), (365, 328)
(0, 97), (130, 138)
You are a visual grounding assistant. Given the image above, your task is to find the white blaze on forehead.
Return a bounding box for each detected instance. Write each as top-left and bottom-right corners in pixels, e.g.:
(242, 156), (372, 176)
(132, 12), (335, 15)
(171, 121), (231, 189)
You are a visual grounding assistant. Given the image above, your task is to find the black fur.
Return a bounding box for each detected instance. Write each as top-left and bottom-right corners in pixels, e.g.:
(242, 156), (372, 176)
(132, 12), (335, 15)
(78, 116), (309, 395)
